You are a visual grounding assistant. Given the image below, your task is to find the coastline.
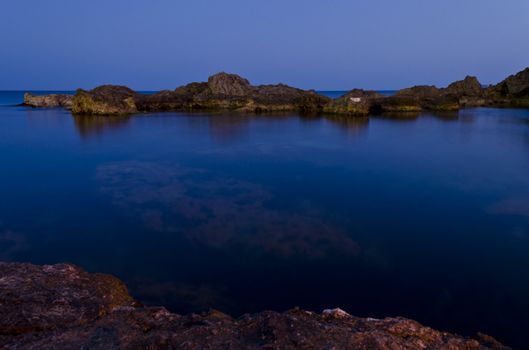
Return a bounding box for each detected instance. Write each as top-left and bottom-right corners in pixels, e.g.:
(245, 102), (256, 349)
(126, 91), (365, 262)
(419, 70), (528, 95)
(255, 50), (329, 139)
(20, 68), (529, 117)
(0, 261), (509, 349)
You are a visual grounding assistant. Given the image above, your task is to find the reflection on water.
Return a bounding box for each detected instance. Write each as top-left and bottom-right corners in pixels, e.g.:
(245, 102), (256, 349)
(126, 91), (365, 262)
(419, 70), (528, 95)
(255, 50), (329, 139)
(1, 103), (529, 347)
(73, 115), (131, 139)
(324, 115), (369, 136)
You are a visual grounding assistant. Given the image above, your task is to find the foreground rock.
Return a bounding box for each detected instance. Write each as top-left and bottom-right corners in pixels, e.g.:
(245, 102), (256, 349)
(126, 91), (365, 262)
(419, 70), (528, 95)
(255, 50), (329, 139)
(0, 262), (509, 349)
(72, 73), (331, 115)
(23, 93), (73, 108)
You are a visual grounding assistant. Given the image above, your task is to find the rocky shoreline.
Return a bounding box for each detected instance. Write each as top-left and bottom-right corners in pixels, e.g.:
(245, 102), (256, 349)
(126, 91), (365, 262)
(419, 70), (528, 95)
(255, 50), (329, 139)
(0, 262), (509, 349)
(23, 68), (529, 116)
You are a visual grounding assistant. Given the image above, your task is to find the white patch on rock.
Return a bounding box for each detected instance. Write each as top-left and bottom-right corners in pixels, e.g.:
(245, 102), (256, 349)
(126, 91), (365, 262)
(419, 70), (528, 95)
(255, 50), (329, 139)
(322, 308), (350, 318)
(350, 97), (362, 103)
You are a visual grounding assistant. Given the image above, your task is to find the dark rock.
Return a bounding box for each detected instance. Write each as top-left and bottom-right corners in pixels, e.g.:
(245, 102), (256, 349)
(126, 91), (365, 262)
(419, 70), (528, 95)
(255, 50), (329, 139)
(208, 72), (252, 96)
(71, 85), (139, 115)
(251, 84), (330, 112)
(0, 262), (509, 350)
(0, 262), (137, 336)
(443, 76), (483, 97)
(136, 73), (330, 114)
(370, 96), (424, 113)
(23, 93), (73, 108)
(485, 68), (529, 108)
(323, 89), (384, 115)
(23, 67), (529, 116)
(490, 67), (529, 97)
(395, 85), (442, 99)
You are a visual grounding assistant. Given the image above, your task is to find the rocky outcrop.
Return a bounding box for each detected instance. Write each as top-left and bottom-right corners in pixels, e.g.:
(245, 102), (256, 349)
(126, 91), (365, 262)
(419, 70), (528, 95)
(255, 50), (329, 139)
(25, 67), (529, 116)
(489, 67), (529, 96)
(323, 89), (385, 115)
(0, 262), (509, 349)
(23, 93), (73, 108)
(208, 72), (252, 96)
(71, 85), (139, 115)
(443, 76), (483, 97)
(486, 67), (529, 107)
(327, 76), (486, 115)
(395, 85), (442, 99)
(74, 73), (331, 115)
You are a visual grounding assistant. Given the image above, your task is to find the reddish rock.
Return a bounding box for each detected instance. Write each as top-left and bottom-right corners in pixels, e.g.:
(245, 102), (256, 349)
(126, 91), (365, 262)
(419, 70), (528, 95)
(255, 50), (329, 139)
(0, 262), (509, 350)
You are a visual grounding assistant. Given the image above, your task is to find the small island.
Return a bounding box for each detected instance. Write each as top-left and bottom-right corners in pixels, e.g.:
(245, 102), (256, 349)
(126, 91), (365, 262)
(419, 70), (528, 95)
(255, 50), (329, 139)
(23, 68), (529, 116)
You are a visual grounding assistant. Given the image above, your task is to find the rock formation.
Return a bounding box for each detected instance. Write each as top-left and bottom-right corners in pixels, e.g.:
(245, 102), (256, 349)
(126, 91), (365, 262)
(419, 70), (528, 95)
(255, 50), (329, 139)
(23, 67), (529, 116)
(485, 67), (529, 107)
(0, 262), (509, 349)
(71, 85), (139, 115)
(72, 73), (331, 115)
(23, 93), (73, 108)
(323, 89), (385, 115)
(443, 76), (483, 97)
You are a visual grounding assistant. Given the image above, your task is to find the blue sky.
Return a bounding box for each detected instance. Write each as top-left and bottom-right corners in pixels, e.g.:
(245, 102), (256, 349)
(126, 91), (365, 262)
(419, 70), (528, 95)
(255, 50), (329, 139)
(1, 0), (528, 90)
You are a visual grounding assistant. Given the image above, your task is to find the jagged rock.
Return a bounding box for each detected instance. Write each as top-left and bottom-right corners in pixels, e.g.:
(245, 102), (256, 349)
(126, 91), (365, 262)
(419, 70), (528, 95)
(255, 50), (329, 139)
(136, 73), (330, 114)
(0, 262), (509, 350)
(23, 93), (73, 108)
(71, 85), (139, 115)
(485, 68), (529, 107)
(208, 72), (252, 96)
(490, 67), (529, 97)
(443, 76), (483, 97)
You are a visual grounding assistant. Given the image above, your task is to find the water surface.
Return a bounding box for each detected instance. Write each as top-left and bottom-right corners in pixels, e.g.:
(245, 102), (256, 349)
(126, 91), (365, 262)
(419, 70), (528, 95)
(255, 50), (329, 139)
(1, 92), (528, 347)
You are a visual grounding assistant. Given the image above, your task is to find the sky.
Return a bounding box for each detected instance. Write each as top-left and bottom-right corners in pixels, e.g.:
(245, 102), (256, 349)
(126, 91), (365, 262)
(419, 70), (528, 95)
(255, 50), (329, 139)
(1, 0), (528, 90)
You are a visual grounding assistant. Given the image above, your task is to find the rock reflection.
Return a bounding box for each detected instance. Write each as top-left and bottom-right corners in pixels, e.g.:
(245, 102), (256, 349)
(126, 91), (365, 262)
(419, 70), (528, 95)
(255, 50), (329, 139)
(96, 161), (360, 258)
(374, 112), (421, 122)
(324, 115), (369, 136)
(426, 111), (460, 122)
(207, 114), (251, 144)
(73, 115), (131, 139)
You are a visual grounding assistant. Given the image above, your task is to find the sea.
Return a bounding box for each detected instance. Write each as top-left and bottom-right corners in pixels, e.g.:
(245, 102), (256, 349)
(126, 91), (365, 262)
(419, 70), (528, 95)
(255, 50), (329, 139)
(1, 91), (528, 347)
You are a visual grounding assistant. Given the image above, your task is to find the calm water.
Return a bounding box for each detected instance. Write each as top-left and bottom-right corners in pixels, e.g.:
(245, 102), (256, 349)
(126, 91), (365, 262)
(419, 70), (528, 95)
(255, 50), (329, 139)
(1, 91), (529, 347)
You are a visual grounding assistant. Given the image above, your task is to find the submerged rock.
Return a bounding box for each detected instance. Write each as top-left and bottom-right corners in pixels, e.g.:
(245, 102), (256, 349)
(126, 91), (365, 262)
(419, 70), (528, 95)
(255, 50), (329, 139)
(0, 262), (509, 349)
(23, 93), (73, 108)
